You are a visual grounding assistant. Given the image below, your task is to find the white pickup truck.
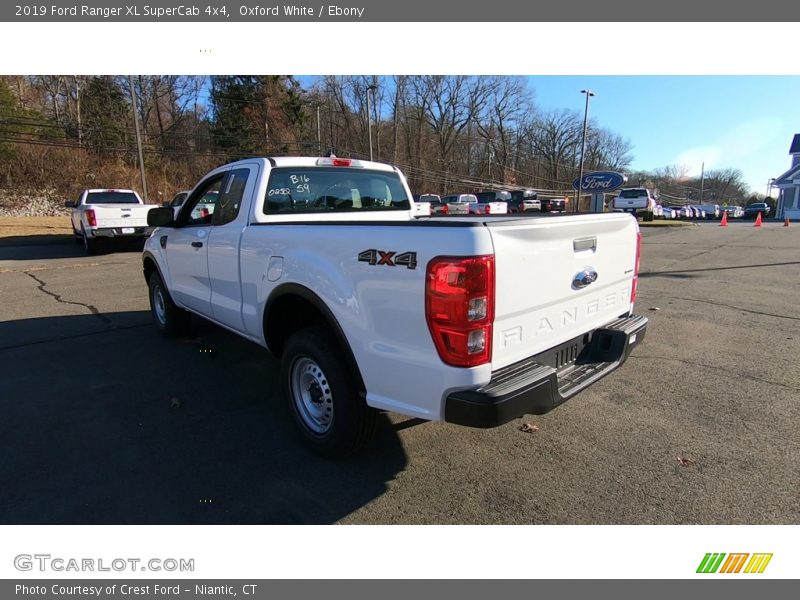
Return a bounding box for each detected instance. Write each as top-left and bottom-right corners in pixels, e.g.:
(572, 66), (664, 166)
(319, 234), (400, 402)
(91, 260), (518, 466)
(67, 189), (156, 254)
(143, 157), (648, 457)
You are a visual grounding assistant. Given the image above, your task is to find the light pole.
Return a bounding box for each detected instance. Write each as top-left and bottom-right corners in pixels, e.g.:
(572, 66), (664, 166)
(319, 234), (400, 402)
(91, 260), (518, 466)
(575, 89), (595, 213)
(765, 178), (775, 198)
(366, 84), (377, 161)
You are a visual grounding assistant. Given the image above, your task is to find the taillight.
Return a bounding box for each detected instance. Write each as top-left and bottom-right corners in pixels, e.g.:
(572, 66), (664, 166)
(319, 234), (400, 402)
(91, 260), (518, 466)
(426, 256), (495, 367)
(441, 204), (448, 215)
(631, 230), (641, 305)
(484, 205), (490, 214)
(85, 209), (96, 227)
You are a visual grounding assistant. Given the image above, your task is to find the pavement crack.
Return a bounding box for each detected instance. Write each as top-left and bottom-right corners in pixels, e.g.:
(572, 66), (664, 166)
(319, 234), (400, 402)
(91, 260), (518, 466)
(630, 354), (800, 393)
(24, 270), (111, 323)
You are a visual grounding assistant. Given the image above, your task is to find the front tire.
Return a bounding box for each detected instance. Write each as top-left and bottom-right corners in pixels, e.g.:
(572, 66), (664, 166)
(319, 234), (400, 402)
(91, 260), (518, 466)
(281, 327), (376, 458)
(148, 271), (191, 337)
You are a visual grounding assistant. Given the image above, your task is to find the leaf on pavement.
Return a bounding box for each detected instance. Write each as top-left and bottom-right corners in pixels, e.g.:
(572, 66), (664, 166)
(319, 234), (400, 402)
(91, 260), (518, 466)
(518, 423), (539, 434)
(676, 456), (695, 466)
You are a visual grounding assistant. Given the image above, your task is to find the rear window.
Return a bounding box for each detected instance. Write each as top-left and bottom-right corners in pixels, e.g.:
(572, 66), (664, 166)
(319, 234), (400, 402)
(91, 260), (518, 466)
(263, 167), (410, 214)
(86, 191), (140, 204)
(619, 189), (648, 199)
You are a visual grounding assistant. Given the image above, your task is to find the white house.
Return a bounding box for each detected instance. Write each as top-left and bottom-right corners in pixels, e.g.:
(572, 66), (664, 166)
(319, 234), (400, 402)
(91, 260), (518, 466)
(774, 134), (800, 221)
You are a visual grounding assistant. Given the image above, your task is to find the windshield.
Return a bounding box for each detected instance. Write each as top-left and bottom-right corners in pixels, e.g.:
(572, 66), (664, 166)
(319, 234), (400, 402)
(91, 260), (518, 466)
(86, 191), (140, 204)
(264, 167), (410, 214)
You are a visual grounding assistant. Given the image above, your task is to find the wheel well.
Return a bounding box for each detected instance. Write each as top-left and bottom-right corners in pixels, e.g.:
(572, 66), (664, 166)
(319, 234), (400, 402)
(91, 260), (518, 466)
(264, 294), (327, 357)
(143, 256), (157, 285)
(264, 291), (366, 394)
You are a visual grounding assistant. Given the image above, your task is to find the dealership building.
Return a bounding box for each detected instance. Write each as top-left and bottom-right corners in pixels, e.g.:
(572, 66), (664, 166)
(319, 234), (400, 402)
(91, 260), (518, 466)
(774, 134), (800, 221)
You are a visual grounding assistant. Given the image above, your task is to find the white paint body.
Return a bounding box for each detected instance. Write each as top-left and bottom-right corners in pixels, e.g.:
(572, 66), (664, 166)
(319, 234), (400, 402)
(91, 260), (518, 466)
(70, 189), (155, 236)
(145, 158), (640, 421)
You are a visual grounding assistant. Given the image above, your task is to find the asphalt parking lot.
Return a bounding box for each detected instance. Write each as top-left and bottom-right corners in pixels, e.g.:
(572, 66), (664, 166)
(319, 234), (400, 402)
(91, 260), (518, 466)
(0, 221), (798, 524)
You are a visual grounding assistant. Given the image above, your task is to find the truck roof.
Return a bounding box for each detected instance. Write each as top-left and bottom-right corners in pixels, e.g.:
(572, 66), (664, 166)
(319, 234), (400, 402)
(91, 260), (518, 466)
(224, 156), (398, 173)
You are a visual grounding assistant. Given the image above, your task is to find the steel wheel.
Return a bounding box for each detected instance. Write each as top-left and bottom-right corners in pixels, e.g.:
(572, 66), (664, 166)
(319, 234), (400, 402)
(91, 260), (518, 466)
(290, 356), (334, 435)
(151, 280), (167, 326)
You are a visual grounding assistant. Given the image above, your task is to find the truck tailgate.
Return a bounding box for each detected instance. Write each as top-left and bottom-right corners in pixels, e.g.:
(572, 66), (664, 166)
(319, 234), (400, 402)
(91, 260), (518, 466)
(487, 213), (638, 370)
(90, 204), (153, 227)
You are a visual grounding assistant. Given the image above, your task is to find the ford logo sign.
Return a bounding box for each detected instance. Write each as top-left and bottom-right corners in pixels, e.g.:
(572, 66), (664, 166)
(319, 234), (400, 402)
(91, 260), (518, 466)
(572, 269), (598, 289)
(572, 171), (627, 192)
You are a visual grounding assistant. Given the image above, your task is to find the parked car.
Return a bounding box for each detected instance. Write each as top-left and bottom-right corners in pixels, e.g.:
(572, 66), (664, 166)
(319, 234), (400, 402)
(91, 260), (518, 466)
(540, 196), (567, 213)
(744, 202), (770, 219)
(415, 194), (445, 215)
(143, 156), (647, 456)
(653, 204), (664, 219)
(508, 190), (541, 213)
(613, 188), (656, 222)
(695, 203), (720, 219)
(721, 205), (744, 219)
(472, 191), (510, 215)
(166, 190), (191, 219)
(441, 194), (476, 215)
(659, 206), (677, 220)
(66, 189), (157, 254)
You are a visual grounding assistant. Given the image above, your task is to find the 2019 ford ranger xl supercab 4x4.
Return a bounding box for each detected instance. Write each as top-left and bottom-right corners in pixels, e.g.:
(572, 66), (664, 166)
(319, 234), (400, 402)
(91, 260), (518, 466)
(143, 157), (648, 457)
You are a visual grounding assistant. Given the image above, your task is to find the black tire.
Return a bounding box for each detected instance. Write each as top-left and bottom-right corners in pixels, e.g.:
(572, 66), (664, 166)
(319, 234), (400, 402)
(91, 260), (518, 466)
(148, 271), (191, 337)
(643, 211), (654, 222)
(81, 226), (99, 255)
(281, 327), (376, 458)
(72, 226), (82, 244)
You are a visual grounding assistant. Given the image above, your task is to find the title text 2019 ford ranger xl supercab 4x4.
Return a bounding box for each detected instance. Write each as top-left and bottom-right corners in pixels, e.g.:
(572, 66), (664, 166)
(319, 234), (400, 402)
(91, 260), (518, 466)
(143, 157), (648, 457)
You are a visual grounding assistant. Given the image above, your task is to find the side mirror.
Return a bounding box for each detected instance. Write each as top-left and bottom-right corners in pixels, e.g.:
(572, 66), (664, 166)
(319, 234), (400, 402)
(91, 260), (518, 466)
(64, 201), (75, 208)
(147, 206), (175, 227)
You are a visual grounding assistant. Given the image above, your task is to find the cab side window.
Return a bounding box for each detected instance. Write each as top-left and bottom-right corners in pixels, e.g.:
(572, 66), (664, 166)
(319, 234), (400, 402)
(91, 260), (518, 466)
(179, 176), (224, 226)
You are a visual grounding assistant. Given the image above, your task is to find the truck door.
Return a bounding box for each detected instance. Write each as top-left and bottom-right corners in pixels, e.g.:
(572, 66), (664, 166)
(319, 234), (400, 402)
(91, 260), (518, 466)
(165, 173), (227, 316)
(206, 164), (260, 333)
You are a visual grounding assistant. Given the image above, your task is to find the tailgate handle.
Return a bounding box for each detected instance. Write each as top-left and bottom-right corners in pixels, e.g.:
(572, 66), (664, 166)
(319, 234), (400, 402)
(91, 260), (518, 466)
(573, 237), (597, 252)
(191, 241), (204, 248)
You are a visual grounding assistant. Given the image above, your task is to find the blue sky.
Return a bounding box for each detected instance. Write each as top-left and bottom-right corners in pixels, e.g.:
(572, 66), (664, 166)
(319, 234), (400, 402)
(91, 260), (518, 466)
(527, 76), (800, 196)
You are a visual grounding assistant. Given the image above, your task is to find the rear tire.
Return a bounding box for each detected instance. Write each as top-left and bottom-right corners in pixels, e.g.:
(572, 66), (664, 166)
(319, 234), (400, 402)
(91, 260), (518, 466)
(148, 271), (191, 337)
(643, 211), (654, 222)
(281, 327), (376, 458)
(81, 226), (98, 255)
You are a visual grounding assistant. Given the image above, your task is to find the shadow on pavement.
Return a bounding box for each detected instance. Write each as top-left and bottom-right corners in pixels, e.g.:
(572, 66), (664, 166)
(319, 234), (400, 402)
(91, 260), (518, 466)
(0, 236), (144, 261)
(640, 260), (800, 279)
(0, 311), (408, 524)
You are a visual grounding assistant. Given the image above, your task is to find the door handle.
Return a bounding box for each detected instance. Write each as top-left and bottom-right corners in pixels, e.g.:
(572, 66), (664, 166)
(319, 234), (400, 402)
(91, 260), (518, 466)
(191, 241), (203, 248)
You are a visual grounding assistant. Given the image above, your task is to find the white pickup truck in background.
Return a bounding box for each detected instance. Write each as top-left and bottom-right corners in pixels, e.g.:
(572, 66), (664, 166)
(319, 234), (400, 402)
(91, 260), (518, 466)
(67, 189), (156, 254)
(143, 156), (647, 457)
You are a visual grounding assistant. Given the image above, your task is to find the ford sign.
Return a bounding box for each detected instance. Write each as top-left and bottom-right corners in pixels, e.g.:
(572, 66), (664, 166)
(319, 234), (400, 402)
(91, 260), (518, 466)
(572, 171), (627, 192)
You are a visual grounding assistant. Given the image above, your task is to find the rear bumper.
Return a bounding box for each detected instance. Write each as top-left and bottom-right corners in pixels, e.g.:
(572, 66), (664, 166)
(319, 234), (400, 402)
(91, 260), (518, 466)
(444, 314), (648, 428)
(88, 226), (154, 238)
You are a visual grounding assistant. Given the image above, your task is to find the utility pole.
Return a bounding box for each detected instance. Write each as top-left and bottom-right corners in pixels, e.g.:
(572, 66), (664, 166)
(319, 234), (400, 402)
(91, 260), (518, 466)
(699, 162), (704, 204)
(316, 104), (322, 156)
(576, 89), (595, 213)
(366, 84), (377, 161)
(128, 75), (148, 203)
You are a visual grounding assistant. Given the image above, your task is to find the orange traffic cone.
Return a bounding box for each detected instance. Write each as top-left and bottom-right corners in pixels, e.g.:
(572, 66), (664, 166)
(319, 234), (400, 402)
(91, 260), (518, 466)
(720, 211), (728, 226)
(785, 217), (790, 227)
(754, 212), (762, 227)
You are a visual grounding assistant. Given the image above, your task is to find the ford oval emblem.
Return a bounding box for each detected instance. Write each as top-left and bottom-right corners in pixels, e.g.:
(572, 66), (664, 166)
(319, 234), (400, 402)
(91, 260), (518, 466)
(572, 171), (627, 192)
(572, 269), (598, 289)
